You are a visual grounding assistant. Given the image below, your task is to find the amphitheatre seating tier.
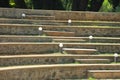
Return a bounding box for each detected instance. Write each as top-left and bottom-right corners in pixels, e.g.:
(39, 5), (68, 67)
(0, 35), (52, 42)
(0, 64), (120, 79)
(88, 70), (120, 79)
(0, 8), (120, 21)
(0, 54), (119, 66)
(44, 30), (75, 37)
(0, 24), (120, 37)
(0, 43), (119, 55)
(52, 36), (120, 43)
(25, 15), (55, 20)
(75, 59), (110, 64)
(63, 48), (97, 55)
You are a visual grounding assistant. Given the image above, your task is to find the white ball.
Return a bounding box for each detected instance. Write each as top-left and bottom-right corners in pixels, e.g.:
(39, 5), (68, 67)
(59, 43), (63, 47)
(89, 35), (93, 39)
(38, 27), (43, 31)
(114, 53), (118, 57)
(22, 13), (26, 17)
(68, 19), (72, 23)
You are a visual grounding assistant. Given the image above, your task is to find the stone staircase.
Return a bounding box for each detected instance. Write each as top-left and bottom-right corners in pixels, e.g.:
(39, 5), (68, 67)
(0, 8), (120, 79)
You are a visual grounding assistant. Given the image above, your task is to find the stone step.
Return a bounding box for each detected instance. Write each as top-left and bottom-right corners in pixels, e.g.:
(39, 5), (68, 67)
(0, 64), (120, 80)
(52, 37), (120, 43)
(44, 30), (75, 37)
(0, 18), (58, 25)
(0, 43), (119, 54)
(53, 39), (86, 43)
(75, 59), (111, 64)
(63, 48), (97, 55)
(56, 20), (120, 26)
(0, 24), (120, 37)
(0, 54), (119, 66)
(0, 35), (52, 42)
(25, 15), (55, 20)
(88, 70), (120, 79)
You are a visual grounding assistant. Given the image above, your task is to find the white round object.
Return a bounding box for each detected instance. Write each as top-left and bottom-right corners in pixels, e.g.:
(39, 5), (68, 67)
(59, 43), (63, 48)
(38, 27), (43, 31)
(89, 35), (93, 40)
(114, 53), (118, 57)
(22, 13), (26, 17)
(68, 19), (72, 24)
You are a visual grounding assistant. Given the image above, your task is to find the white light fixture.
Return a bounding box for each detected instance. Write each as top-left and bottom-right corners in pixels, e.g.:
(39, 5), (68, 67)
(89, 35), (93, 40)
(22, 13), (26, 17)
(114, 53), (118, 63)
(38, 27), (43, 31)
(68, 19), (72, 24)
(59, 43), (63, 48)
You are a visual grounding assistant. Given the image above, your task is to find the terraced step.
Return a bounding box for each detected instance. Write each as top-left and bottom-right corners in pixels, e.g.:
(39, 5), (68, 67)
(0, 18), (58, 25)
(0, 64), (120, 80)
(53, 39), (86, 43)
(52, 37), (120, 43)
(0, 54), (119, 66)
(25, 15), (55, 20)
(88, 70), (120, 79)
(44, 30), (75, 37)
(56, 20), (120, 26)
(75, 59), (110, 64)
(0, 35), (52, 42)
(63, 48), (97, 55)
(0, 43), (119, 54)
(0, 24), (120, 37)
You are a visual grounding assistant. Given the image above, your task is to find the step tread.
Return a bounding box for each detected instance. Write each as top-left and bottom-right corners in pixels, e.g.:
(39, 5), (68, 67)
(88, 70), (120, 72)
(63, 48), (97, 51)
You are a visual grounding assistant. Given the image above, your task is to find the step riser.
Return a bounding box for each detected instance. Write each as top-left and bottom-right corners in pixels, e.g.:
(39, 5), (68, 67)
(64, 50), (96, 55)
(0, 43), (119, 54)
(0, 37), (52, 42)
(0, 24), (120, 37)
(0, 64), (120, 80)
(0, 55), (119, 66)
(25, 16), (55, 20)
(88, 70), (120, 79)
(75, 59), (111, 64)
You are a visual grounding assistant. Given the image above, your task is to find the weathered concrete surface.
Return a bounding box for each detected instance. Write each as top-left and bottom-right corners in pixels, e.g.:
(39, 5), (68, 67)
(0, 35), (52, 42)
(0, 43), (119, 55)
(55, 11), (120, 21)
(88, 70), (120, 79)
(0, 64), (120, 79)
(0, 8), (120, 21)
(0, 55), (119, 66)
(0, 24), (120, 37)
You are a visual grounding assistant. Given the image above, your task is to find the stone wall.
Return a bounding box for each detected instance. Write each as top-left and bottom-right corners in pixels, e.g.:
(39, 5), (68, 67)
(0, 64), (120, 79)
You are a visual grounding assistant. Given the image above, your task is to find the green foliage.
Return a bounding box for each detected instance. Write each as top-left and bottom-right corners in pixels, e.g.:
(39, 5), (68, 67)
(88, 77), (96, 80)
(100, 0), (113, 12)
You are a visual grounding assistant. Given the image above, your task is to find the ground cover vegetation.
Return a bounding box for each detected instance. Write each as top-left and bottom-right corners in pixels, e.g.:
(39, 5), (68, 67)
(0, 0), (120, 12)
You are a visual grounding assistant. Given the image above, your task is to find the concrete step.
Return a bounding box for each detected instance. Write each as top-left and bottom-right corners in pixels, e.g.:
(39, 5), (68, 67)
(63, 48), (97, 55)
(88, 70), (120, 79)
(56, 20), (120, 26)
(0, 64), (120, 80)
(0, 54), (119, 66)
(0, 18), (58, 25)
(53, 39), (86, 43)
(44, 30), (75, 37)
(0, 35), (52, 42)
(0, 24), (120, 37)
(25, 15), (55, 20)
(52, 37), (120, 43)
(75, 59), (111, 64)
(0, 43), (119, 54)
